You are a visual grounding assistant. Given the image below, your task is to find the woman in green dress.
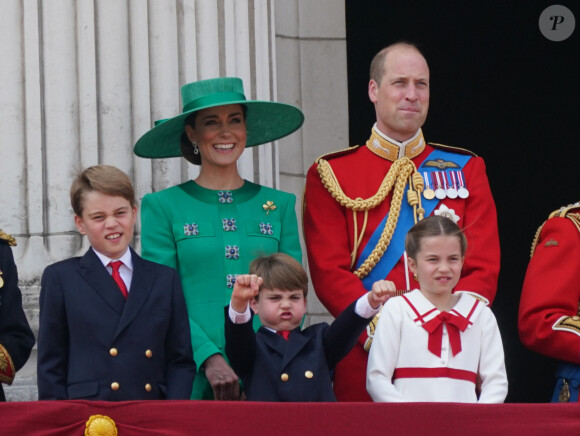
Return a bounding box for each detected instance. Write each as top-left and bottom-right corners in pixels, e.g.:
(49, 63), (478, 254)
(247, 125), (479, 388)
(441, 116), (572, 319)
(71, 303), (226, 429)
(134, 77), (304, 400)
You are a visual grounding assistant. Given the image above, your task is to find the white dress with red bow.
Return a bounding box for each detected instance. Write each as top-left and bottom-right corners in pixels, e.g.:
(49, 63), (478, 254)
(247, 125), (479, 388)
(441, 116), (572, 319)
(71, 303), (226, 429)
(367, 289), (508, 403)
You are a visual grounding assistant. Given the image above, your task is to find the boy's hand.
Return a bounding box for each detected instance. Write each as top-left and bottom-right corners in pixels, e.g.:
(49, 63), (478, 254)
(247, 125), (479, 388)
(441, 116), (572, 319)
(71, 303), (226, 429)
(231, 274), (263, 313)
(368, 280), (397, 309)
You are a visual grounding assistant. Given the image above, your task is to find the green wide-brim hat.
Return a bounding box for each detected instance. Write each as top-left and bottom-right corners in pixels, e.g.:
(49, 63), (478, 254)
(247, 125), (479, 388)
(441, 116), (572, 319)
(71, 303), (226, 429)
(134, 77), (304, 159)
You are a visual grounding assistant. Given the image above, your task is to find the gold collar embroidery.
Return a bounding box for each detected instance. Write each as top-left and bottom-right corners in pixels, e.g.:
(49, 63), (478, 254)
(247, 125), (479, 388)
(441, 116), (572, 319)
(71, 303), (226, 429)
(365, 128), (425, 161)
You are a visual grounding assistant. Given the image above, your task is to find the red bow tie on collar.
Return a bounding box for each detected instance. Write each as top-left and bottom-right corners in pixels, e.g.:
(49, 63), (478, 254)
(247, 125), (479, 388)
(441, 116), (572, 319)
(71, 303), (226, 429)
(421, 311), (469, 357)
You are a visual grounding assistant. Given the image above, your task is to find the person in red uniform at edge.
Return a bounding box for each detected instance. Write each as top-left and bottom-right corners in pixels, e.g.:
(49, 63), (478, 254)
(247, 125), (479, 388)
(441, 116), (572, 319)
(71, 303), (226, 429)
(519, 202), (580, 402)
(302, 42), (500, 401)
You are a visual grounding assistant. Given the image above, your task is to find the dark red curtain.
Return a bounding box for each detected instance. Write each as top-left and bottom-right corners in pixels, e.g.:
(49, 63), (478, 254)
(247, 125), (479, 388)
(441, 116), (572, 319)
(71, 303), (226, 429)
(2, 401), (579, 435)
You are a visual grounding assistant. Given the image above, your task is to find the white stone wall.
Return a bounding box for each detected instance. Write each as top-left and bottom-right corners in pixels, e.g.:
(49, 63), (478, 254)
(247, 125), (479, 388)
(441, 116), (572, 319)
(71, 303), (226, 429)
(275, 0), (348, 327)
(0, 0), (348, 401)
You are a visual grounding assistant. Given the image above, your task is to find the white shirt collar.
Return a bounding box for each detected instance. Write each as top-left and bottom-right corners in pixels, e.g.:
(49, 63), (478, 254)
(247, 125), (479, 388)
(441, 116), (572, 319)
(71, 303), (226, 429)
(92, 247), (134, 271)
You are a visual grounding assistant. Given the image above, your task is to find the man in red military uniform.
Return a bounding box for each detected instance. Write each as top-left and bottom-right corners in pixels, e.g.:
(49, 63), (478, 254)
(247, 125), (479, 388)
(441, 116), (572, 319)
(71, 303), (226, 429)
(519, 203), (580, 402)
(303, 42), (500, 401)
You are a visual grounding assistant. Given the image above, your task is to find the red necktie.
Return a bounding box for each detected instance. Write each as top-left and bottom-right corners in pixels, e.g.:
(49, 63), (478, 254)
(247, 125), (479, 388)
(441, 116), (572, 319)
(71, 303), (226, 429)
(421, 311), (469, 357)
(109, 261), (128, 298)
(277, 331), (290, 340)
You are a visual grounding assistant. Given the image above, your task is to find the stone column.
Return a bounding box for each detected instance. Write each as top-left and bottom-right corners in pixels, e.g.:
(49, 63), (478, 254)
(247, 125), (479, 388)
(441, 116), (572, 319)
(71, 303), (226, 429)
(0, 0), (286, 401)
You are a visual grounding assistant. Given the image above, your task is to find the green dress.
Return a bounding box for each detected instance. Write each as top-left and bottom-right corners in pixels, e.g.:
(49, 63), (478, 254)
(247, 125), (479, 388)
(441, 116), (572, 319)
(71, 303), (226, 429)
(140, 180), (302, 399)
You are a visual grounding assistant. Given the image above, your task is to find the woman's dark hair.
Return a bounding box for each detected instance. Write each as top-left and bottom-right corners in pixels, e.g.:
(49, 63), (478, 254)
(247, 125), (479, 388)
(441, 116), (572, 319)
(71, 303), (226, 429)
(180, 104), (248, 165)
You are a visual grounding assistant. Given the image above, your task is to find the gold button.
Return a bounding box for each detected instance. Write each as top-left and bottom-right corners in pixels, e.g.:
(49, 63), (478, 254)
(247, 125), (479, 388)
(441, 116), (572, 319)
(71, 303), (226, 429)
(110, 348), (118, 357)
(281, 373), (289, 382)
(573, 316), (580, 321)
(111, 382), (120, 391)
(145, 349), (153, 358)
(145, 384), (152, 392)
(305, 371), (313, 379)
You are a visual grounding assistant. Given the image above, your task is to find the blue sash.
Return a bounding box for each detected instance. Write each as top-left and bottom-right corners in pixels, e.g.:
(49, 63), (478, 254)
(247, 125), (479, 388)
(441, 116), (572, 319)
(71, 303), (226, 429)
(357, 149), (472, 290)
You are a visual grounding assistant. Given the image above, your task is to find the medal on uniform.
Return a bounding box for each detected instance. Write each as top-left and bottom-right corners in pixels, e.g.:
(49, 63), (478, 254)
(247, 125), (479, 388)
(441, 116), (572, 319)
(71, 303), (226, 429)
(434, 172), (446, 200)
(456, 171), (469, 199)
(444, 171), (458, 199)
(423, 171), (435, 200)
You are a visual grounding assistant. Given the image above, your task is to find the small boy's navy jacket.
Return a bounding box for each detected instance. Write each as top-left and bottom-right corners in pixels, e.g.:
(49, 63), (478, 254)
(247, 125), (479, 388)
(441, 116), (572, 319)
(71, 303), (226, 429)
(225, 300), (370, 401)
(37, 247), (195, 400)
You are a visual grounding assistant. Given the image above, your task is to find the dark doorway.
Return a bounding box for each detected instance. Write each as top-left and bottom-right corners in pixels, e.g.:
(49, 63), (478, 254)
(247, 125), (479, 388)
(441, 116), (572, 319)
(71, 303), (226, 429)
(346, 0), (579, 403)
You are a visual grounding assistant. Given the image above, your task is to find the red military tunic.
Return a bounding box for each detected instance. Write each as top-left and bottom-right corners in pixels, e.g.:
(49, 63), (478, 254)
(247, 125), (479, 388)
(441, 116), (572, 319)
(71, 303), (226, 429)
(519, 204), (580, 366)
(303, 127), (500, 401)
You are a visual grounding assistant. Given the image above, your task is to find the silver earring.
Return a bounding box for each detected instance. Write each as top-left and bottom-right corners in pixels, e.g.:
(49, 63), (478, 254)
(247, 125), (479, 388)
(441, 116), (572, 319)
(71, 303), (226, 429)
(192, 141), (199, 155)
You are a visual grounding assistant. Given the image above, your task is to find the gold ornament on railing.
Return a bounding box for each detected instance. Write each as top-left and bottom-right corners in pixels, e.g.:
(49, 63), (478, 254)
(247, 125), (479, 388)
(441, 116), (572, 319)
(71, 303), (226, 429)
(85, 415), (118, 436)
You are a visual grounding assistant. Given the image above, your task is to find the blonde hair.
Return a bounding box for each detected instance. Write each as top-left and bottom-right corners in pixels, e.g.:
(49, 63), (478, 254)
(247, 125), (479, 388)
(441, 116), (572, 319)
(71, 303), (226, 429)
(70, 165), (136, 216)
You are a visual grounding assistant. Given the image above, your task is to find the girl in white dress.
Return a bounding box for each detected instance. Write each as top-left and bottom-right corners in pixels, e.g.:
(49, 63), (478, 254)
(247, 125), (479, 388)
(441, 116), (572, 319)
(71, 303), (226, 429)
(366, 215), (507, 403)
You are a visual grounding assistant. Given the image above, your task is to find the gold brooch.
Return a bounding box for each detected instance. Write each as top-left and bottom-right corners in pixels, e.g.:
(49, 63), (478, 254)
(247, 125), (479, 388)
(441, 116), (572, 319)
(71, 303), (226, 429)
(263, 201), (277, 215)
(544, 239), (559, 247)
(85, 415), (118, 436)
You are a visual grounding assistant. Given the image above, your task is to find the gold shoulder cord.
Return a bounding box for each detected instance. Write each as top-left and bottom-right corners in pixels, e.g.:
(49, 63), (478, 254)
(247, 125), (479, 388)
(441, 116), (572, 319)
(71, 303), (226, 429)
(317, 156), (424, 279)
(566, 212), (580, 233)
(0, 230), (17, 247)
(529, 222), (546, 258)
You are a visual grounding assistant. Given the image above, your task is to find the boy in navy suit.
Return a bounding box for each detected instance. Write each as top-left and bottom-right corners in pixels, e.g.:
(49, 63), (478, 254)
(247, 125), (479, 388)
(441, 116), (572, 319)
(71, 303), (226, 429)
(225, 253), (393, 401)
(37, 165), (195, 400)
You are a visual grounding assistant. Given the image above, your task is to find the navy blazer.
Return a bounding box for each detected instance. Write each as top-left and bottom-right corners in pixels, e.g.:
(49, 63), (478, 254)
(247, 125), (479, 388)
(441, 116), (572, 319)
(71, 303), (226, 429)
(225, 301), (370, 401)
(37, 247), (195, 400)
(0, 240), (35, 401)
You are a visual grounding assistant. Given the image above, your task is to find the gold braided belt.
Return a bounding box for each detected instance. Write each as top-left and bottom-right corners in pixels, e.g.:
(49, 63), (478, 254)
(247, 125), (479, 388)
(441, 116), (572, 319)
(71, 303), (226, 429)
(317, 156), (425, 279)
